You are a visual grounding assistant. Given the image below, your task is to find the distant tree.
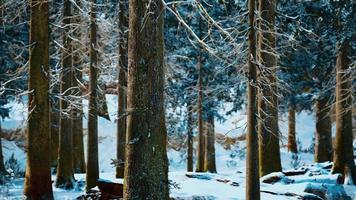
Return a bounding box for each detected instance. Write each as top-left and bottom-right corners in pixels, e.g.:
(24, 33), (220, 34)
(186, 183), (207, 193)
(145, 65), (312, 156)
(24, 0), (54, 199)
(86, 0), (99, 190)
(257, 0), (282, 176)
(0, 121), (5, 176)
(288, 105), (297, 153)
(186, 99), (194, 172)
(123, 0), (169, 198)
(246, 0), (260, 198)
(56, 0), (75, 189)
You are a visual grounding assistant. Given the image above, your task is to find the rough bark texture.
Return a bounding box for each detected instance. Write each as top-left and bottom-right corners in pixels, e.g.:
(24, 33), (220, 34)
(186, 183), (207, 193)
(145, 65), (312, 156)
(288, 106), (298, 153)
(257, 0), (282, 177)
(314, 97), (332, 163)
(116, 0), (127, 179)
(50, 91), (59, 168)
(204, 114), (217, 173)
(195, 56), (206, 173)
(187, 102), (194, 172)
(72, 0), (86, 174)
(123, 0), (169, 199)
(86, 0), (99, 190)
(246, 0), (260, 198)
(0, 122), (5, 175)
(332, 41), (356, 184)
(56, 0), (75, 189)
(24, 1), (54, 199)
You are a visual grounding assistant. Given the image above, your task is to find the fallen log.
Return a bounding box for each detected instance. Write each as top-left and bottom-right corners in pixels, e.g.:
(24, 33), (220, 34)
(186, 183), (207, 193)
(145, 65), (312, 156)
(97, 179), (123, 199)
(304, 183), (352, 200)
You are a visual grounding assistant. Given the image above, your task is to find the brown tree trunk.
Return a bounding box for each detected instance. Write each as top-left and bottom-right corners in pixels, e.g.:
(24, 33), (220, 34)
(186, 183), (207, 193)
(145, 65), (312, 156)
(257, 0), (281, 177)
(123, 0), (169, 199)
(314, 97), (332, 163)
(246, 0), (260, 198)
(72, 0), (86, 174)
(50, 91), (59, 168)
(288, 106), (298, 153)
(195, 56), (206, 173)
(56, 0), (75, 189)
(24, 0), (54, 198)
(0, 121), (5, 175)
(187, 102), (194, 172)
(116, 0), (127, 179)
(204, 114), (217, 173)
(332, 41), (356, 184)
(86, 0), (99, 190)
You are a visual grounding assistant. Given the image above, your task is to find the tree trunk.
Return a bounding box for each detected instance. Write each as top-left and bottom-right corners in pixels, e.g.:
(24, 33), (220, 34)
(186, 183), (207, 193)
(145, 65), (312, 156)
(0, 121), (5, 175)
(72, 0), (86, 174)
(257, 0), (281, 177)
(195, 56), (206, 173)
(50, 90), (59, 169)
(187, 102), (194, 172)
(24, 1), (54, 198)
(123, 0), (169, 199)
(55, 0), (75, 189)
(246, 0), (260, 198)
(86, 0), (99, 190)
(332, 41), (356, 184)
(204, 114), (217, 173)
(116, 0), (127, 179)
(288, 106), (298, 153)
(314, 97), (332, 163)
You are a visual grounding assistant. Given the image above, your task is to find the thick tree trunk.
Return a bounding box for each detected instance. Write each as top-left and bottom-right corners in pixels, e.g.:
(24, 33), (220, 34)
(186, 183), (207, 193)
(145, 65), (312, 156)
(86, 0), (99, 190)
(72, 0), (86, 174)
(123, 0), (169, 199)
(332, 41), (356, 184)
(0, 122), (5, 175)
(187, 102), (194, 172)
(246, 0), (260, 198)
(205, 114), (217, 173)
(288, 106), (298, 153)
(24, 0), (54, 198)
(257, 0), (282, 177)
(314, 97), (332, 163)
(195, 56), (206, 173)
(116, 0), (127, 179)
(56, 0), (75, 189)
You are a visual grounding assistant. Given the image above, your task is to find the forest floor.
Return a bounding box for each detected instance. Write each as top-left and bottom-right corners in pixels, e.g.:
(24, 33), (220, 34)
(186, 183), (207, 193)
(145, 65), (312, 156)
(1, 95), (355, 199)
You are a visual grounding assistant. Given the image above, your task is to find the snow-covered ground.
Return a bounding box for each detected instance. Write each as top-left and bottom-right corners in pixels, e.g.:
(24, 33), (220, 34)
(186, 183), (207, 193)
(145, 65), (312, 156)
(1, 95), (355, 199)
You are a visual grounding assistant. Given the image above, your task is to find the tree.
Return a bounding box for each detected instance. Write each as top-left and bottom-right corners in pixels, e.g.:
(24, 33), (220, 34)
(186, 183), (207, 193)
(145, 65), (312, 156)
(332, 40), (356, 184)
(116, 0), (127, 179)
(287, 105), (298, 153)
(204, 112), (216, 173)
(123, 0), (169, 198)
(86, 0), (99, 190)
(24, 0), (54, 199)
(72, 0), (86, 174)
(0, 121), (5, 176)
(246, 0), (260, 198)
(186, 100), (194, 172)
(257, 0), (281, 176)
(56, 0), (75, 189)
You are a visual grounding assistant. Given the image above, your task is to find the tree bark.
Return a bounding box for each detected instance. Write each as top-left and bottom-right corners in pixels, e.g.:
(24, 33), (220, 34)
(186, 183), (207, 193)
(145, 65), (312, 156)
(332, 41), (356, 184)
(56, 0), (75, 189)
(314, 97), (332, 163)
(204, 114), (217, 173)
(195, 56), (206, 173)
(86, 0), (99, 190)
(0, 121), (5, 175)
(116, 0), (127, 179)
(288, 106), (298, 153)
(24, 0), (54, 198)
(246, 0), (260, 198)
(50, 89), (59, 168)
(187, 101), (194, 172)
(257, 0), (282, 177)
(123, 0), (169, 199)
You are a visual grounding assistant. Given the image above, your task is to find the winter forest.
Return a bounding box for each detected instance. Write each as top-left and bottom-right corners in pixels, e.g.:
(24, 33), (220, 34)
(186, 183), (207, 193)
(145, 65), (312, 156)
(0, 0), (355, 199)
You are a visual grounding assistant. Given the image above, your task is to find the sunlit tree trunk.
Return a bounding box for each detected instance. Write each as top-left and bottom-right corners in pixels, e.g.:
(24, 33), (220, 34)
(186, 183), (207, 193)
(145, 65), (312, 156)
(86, 0), (99, 190)
(314, 97), (332, 162)
(123, 0), (169, 198)
(246, 0), (260, 198)
(204, 114), (216, 173)
(24, 0), (54, 198)
(332, 41), (356, 184)
(287, 106), (298, 153)
(257, 0), (281, 177)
